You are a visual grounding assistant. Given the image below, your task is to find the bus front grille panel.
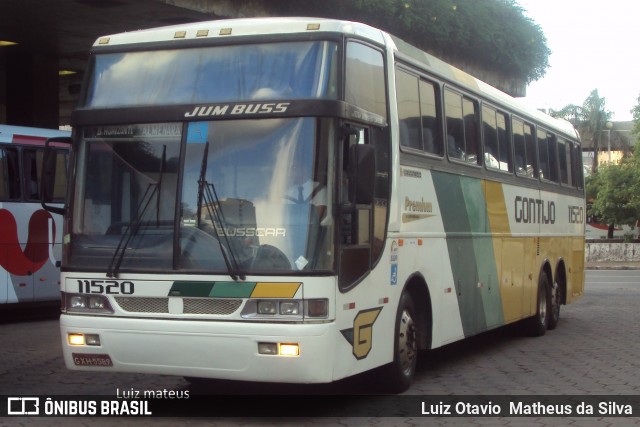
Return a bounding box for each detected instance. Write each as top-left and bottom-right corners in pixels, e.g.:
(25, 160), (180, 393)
(114, 297), (169, 313)
(113, 296), (242, 315)
(183, 298), (242, 315)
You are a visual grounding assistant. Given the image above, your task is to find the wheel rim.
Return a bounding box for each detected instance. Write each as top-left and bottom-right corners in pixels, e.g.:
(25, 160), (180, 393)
(551, 282), (560, 318)
(538, 284), (547, 324)
(398, 309), (417, 376)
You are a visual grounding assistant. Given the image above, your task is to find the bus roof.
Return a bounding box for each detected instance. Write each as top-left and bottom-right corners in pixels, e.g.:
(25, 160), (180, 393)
(91, 17), (579, 141)
(91, 17), (387, 47)
(0, 125), (71, 144)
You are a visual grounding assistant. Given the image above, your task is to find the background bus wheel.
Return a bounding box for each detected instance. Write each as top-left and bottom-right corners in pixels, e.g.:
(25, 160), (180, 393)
(384, 292), (418, 393)
(547, 280), (561, 330)
(527, 274), (550, 336)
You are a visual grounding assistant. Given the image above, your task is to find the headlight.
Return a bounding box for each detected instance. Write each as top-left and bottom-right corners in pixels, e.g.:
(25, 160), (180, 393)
(241, 298), (328, 320)
(279, 301), (300, 315)
(63, 293), (114, 314)
(257, 300), (278, 315)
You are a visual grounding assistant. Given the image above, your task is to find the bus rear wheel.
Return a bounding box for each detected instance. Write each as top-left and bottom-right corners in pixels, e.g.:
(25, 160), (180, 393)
(547, 279), (562, 330)
(527, 274), (551, 336)
(384, 292), (418, 393)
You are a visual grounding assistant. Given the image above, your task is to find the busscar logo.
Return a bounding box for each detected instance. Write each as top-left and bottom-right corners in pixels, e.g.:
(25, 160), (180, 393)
(7, 397), (40, 415)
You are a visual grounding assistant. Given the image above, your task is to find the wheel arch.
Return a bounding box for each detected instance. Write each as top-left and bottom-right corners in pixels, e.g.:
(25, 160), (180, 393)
(554, 258), (568, 305)
(539, 260), (553, 289)
(402, 273), (432, 351)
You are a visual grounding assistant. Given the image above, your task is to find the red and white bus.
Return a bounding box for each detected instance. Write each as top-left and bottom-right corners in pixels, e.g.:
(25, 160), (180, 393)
(0, 125), (70, 306)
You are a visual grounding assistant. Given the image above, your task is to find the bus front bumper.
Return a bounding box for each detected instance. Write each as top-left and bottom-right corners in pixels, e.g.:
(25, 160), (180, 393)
(60, 314), (336, 384)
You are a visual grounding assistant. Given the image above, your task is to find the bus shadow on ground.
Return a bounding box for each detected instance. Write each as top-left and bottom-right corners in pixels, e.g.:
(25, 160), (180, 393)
(0, 303), (59, 324)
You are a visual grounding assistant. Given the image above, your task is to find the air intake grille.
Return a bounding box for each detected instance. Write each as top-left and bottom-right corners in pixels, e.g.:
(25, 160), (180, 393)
(183, 298), (242, 315)
(113, 296), (242, 315)
(115, 297), (169, 313)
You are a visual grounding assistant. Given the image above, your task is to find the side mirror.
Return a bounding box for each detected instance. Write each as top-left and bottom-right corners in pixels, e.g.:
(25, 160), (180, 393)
(348, 144), (375, 205)
(41, 136), (72, 215)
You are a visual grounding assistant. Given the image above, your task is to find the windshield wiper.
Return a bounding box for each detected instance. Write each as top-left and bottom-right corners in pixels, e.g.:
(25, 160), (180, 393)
(107, 146), (166, 278)
(197, 141), (246, 280)
(197, 141), (245, 281)
(106, 183), (158, 278)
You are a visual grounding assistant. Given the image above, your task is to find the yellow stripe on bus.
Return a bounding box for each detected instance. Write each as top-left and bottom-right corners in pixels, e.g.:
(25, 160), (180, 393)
(251, 282), (302, 298)
(483, 180), (511, 236)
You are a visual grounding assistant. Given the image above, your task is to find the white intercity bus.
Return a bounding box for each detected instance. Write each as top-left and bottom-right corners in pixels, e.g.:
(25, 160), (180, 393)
(0, 125), (69, 307)
(45, 18), (585, 392)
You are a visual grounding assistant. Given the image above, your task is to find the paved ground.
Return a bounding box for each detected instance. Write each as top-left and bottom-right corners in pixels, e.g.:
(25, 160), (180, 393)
(585, 261), (640, 270)
(0, 270), (638, 426)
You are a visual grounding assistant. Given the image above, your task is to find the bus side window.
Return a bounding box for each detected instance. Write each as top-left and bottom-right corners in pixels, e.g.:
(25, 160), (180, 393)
(345, 41), (387, 119)
(538, 129), (550, 180)
(419, 79), (442, 156)
(514, 118), (536, 178)
(0, 147), (21, 200)
(496, 110), (511, 171)
(462, 97), (479, 164)
(445, 88), (479, 164)
(445, 89), (464, 160)
(558, 138), (571, 185)
(570, 142), (584, 189)
(524, 122), (537, 178)
(513, 119), (526, 176)
(396, 69), (422, 151)
(23, 149), (41, 200)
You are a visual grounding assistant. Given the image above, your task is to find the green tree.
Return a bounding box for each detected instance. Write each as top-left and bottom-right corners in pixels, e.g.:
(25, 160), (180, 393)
(551, 89), (612, 173)
(632, 93), (640, 150)
(586, 161), (640, 238)
(270, 0), (549, 84)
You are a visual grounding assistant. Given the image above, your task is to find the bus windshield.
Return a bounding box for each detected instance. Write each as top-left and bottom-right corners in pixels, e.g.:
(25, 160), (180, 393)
(69, 118), (334, 275)
(86, 41), (338, 108)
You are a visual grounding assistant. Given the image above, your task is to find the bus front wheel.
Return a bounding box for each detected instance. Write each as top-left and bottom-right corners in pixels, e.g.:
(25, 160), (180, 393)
(384, 291), (418, 393)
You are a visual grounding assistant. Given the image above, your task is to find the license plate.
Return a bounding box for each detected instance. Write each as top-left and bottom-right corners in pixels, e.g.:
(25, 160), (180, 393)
(72, 353), (113, 367)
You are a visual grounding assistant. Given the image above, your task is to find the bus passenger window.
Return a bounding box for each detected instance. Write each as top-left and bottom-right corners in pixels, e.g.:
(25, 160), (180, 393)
(513, 119), (527, 177)
(538, 129), (558, 182)
(445, 88), (479, 164)
(462, 98), (479, 164)
(483, 106), (499, 169)
(570, 142), (584, 189)
(548, 134), (559, 182)
(0, 147), (20, 200)
(445, 89), (464, 159)
(496, 111), (511, 171)
(524, 123), (537, 178)
(23, 149), (41, 200)
(558, 138), (571, 185)
(396, 69), (421, 150)
(538, 129), (550, 180)
(419, 79), (441, 155)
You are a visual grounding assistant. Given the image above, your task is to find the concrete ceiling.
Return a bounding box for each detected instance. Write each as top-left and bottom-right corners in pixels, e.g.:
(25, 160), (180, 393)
(0, 0), (218, 124)
(0, 0), (218, 69)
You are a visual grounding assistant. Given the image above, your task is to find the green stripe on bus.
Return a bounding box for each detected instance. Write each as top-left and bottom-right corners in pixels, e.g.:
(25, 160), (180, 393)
(462, 178), (504, 330)
(169, 281), (215, 297)
(209, 282), (256, 298)
(432, 172), (504, 336)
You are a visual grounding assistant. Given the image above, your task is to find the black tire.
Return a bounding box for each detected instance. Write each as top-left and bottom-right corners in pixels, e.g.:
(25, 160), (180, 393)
(547, 279), (562, 330)
(384, 291), (419, 393)
(526, 274), (551, 336)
